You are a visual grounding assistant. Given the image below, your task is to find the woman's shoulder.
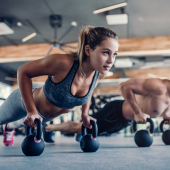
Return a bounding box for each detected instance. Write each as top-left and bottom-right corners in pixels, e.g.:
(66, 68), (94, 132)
(48, 53), (74, 71)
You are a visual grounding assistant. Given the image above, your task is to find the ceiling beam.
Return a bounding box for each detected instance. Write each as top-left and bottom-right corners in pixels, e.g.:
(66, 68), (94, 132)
(0, 35), (170, 62)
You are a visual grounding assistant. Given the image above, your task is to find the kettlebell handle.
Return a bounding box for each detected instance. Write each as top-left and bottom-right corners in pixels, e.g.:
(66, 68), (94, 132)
(133, 118), (154, 134)
(160, 119), (169, 133)
(81, 120), (98, 138)
(26, 118), (42, 140)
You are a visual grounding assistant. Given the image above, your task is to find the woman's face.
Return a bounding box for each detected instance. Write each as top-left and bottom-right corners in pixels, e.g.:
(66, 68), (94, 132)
(88, 37), (119, 74)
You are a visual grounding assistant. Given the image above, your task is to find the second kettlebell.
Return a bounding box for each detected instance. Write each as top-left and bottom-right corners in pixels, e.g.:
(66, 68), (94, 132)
(160, 119), (170, 145)
(80, 120), (99, 152)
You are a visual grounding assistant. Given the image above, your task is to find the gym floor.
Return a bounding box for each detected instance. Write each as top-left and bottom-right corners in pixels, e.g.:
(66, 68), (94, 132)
(0, 134), (169, 170)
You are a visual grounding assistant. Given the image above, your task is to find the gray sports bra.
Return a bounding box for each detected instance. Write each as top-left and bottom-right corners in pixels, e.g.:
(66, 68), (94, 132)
(43, 60), (99, 109)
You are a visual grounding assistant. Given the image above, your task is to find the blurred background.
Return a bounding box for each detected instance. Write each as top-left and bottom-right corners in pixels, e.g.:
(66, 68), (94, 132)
(0, 0), (170, 137)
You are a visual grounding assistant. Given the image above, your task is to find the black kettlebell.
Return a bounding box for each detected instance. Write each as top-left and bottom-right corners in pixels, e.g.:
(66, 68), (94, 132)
(160, 119), (170, 145)
(133, 118), (154, 147)
(21, 118), (45, 156)
(80, 120), (99, 152)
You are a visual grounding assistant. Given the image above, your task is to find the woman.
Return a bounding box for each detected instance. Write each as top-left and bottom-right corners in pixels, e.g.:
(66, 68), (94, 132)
(0, 25), (119, 146)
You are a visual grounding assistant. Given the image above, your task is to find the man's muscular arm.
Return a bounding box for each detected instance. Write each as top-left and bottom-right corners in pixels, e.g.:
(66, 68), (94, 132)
(81, 72), (106, 129)
(119, 78), (166, 123)
(119, 78), (147, 115)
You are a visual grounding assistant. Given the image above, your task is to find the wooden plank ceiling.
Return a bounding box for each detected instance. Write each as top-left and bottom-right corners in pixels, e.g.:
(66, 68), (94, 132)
(1, 35), (170, 61)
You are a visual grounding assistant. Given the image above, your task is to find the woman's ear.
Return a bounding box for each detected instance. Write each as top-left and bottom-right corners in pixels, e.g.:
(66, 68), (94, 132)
(84, 45), (90, 56)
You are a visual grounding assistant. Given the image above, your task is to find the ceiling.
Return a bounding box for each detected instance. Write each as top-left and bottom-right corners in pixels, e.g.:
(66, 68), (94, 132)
(0, 0), (170, 86)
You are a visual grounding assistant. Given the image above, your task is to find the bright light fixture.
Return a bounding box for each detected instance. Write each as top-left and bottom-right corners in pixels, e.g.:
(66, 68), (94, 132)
(140, 62), (164, 69)
(115, 58), (132, 68)
(0, 22), (14, 35)
(71, 21), (77, 27)
(106, 71), (114, 77)
(93, 2), (127, 14)
(17, 22), (23, 27)
(22, 32), (37, 42)
(99, 78), (129, 83)
(106, 14), (128, 25)
(118, 49), (170, 56)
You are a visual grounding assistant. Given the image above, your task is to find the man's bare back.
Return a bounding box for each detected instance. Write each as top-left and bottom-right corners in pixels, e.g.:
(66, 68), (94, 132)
(119, 78), (170, 124)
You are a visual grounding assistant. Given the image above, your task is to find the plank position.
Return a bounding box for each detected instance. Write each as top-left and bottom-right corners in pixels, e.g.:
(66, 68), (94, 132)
(0, 25), (118, 146)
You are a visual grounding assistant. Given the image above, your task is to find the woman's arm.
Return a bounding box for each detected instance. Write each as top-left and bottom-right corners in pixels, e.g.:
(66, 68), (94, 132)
(17, 54), (71, 127)
(81, 73), (102, 117)
(81, 72), (107, 128)
(81, 96), (95, 129)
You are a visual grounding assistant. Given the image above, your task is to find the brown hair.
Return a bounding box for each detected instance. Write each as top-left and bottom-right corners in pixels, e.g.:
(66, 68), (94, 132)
(68, 25), (118, 76)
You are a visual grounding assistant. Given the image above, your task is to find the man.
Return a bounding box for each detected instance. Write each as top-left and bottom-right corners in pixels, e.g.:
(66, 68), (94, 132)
(44, 78), (170, 138)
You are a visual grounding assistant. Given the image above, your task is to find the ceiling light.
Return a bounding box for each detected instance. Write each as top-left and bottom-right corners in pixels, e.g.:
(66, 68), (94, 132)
(115, 58), (132, 68)
(0, 21), (14, 35)
(99, 78), (129, 84)
(118, 49), (170, 56)
(99, 79), (119, 83)
(93, 2), (127, 14)
(106, 14), (128, 25)
(71, 21), (77, 27)
(140, 62), (164, 69)
(106, 71), (114, 77)
(22, 32), (37, 42)
(17, 22), (23, 27)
